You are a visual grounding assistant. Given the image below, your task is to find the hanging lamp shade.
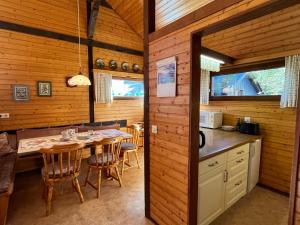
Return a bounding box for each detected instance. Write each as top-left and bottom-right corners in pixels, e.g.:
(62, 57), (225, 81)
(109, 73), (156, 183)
(68, 73), (91, 86)
(67, 0), (91, 87)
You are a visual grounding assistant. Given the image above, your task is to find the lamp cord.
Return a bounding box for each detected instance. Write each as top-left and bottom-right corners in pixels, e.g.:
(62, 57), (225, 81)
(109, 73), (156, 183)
(77, 0), (82, 74)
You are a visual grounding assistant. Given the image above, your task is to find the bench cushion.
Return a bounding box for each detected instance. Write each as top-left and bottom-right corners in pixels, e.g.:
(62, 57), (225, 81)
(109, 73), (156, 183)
(78, 124), (120, 132)
(120, 142), (136, 151)
(0, 133), (8, 150)
(0, 151), (17, 195)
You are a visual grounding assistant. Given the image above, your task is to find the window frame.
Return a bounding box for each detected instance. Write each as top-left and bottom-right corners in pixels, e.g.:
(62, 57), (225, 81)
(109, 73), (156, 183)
(209, 59), (285, 101)
(112, 77), (144, 100)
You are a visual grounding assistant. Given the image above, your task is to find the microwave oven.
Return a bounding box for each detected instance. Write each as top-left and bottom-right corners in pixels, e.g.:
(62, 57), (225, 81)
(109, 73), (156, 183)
(200, 111), (223, 129)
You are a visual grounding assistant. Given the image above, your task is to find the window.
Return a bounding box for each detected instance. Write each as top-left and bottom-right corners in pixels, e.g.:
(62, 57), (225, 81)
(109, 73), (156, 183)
(112, 79), (144, 98)
(211, 67), (285, 100)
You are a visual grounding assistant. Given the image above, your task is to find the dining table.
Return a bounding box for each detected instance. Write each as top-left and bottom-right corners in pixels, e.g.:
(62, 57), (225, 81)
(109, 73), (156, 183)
(17, 129), (132, 156)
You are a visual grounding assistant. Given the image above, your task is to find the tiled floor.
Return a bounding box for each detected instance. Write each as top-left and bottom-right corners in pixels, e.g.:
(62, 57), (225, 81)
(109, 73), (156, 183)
(211, 186), (289, 225)
(7, 153), (153, 225)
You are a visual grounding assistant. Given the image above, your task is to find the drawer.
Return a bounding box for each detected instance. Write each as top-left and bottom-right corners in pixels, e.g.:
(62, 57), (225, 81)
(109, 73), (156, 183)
(227, 144), (249, 161)
(199, 153), (227, 176)
(225, 172), (248, 209)
(227, 154), (249, 180)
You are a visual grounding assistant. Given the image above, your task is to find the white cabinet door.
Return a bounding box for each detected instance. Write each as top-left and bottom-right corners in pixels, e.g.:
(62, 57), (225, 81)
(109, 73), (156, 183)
(198, 164), (226, 225)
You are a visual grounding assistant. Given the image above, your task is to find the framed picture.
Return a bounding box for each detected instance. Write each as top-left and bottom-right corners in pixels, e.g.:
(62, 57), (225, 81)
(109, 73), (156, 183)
(156, 56), (177, 97)
(13, 85), (30, 101)
(37, 81), (52, 97)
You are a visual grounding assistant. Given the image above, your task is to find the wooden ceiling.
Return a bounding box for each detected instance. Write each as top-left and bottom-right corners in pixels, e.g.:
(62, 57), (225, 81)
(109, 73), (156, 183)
(202, 4), (300, 65)
(107, 0), (144, 38)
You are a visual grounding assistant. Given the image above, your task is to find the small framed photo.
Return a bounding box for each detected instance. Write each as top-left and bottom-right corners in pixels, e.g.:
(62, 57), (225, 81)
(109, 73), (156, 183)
(13, 85), (30, 102)
(37, 81), (52, 97)
(156, 56), (177, 97)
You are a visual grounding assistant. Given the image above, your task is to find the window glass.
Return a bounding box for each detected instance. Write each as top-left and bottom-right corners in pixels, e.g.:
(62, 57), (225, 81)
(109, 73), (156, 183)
(211, 67), (285, 97)
(112, 79), (144, 97)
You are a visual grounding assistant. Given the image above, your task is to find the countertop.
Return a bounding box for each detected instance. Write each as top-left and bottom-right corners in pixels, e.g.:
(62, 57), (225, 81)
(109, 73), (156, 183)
(199, 128), (261, 162)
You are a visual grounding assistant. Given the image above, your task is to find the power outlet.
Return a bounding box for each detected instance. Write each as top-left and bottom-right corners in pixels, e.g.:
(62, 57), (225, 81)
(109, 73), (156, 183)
(244, 117), (251, 123)
(152, 125), (158, 134)
(0, 113), (9, 119)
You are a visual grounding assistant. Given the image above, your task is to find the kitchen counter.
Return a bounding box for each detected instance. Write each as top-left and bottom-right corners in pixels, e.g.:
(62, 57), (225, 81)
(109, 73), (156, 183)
(199, 128), (261, 161)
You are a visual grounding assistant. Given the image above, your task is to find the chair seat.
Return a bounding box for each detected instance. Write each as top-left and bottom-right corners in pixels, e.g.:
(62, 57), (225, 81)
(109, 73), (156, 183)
(120, 142), (136, 151)
(41, 160), (75, 178)
(87, 153), (117, 166)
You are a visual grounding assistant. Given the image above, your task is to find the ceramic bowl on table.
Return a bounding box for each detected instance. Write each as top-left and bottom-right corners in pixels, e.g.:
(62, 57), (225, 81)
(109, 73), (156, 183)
(221, 125), (236, 131)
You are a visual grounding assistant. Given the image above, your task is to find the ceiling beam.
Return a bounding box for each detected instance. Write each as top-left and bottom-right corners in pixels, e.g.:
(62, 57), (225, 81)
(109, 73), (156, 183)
(88, 0), (102, 39)
(201, 47), (235, 64)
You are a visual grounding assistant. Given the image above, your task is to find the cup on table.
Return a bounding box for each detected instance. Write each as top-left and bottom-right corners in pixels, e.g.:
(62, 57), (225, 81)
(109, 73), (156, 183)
(61, 130), (70, 140)
(68, 129), (76, 138)
(88, 130), (94, 136)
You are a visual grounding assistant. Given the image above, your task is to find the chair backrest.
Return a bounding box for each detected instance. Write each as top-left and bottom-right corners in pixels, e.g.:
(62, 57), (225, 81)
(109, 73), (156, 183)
(92, 137), (123, 167)
(40, 143), (85, 180)
(126, 125), (141, 146)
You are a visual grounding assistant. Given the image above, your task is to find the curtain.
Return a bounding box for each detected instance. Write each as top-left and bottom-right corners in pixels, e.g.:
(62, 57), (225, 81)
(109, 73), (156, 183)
(280, 55), (300, 108)
(94, 72), (113, 104)
(201, 55), (221, 72)
(200, 69), (210, 105)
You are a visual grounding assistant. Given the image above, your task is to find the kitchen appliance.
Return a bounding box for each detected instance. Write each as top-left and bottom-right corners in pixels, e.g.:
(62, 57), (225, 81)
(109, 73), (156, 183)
(247, 139), (262, 192)
(199, 131), (206, 148)
(200, 111), (223, 129)
(239, 122), (260, 135)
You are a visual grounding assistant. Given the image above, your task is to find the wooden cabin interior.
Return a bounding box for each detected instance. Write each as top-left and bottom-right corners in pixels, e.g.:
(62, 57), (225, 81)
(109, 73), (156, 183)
(0, 1), (300, 225)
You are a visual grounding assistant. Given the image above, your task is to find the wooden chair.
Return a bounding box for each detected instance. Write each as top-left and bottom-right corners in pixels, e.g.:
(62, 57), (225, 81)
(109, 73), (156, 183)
(40, 143), (85, 216)
(84, 137), (123, 198)
(120, 125), (141, 175)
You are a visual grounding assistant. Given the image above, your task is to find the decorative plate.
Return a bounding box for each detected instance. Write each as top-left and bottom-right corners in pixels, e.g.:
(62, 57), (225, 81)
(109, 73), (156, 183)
(109, 60), (118, 70)
(95, 58), (105, 69)
(132, 64), (140, 73)
(121, 62), (129, 71)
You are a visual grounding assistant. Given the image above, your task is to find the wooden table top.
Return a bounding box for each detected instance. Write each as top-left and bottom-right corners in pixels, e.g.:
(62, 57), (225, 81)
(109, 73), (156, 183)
(18, 129), (132, 156)
(199, 128), (261, 162)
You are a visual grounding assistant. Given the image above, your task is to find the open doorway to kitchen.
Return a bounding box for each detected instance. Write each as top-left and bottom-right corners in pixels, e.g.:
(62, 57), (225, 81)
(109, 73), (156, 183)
(190, 1), (300, 225)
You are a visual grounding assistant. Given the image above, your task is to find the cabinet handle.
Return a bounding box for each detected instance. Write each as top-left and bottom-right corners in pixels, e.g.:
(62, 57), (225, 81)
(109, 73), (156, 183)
(236, 159), (244, 163)
(235, 180), (242, 186)
(208, 161), (219, 167)
(237, 151), (244, 155)
(224, 170), (228, 182)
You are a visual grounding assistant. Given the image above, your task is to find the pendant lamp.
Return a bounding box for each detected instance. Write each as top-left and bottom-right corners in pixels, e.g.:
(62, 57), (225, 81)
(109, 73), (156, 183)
(67, 0), (91, 87)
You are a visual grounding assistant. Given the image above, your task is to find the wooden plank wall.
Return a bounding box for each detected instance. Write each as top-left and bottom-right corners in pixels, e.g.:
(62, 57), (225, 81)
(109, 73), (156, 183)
(0, 1), (144, 131)
(93, 7), (143, 51)
(0, 29), (89, 131)
(93, 7), (144, 125)
(0, 0), (87, 37)
(107, 0), (144, 38)
(148, 0), (276, 224)
(201, 101), (296, 193)
(155, 0), (214, 30)
(202, 4), (300, 64)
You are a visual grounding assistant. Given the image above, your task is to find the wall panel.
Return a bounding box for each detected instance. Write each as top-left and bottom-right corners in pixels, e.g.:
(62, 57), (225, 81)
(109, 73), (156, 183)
(0, 29), (89, 131)
(0, 0), (87, 37)
(93, 7), (143, 51)
(155, 0), (214, 30)
(93, 7), (144, 126)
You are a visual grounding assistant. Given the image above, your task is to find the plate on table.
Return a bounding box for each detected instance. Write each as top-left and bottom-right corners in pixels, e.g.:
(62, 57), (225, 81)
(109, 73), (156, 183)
(60, 138), (71, 142)
(77, 135), (90, 140)
(221, 125), (236, 131)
